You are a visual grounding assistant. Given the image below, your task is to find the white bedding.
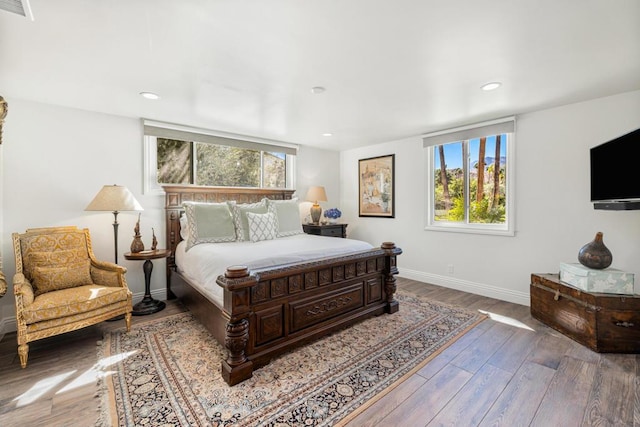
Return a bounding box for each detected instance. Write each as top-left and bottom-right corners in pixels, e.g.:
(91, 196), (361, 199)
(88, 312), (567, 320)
(175, 234), (374, 307)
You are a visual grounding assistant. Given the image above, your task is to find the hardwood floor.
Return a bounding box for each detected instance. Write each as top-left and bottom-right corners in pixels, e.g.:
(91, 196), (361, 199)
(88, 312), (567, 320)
(0, 278), (637, 426)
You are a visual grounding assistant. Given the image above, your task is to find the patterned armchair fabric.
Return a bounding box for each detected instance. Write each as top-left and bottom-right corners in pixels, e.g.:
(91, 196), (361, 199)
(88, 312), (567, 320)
(12, 226), (132, 368)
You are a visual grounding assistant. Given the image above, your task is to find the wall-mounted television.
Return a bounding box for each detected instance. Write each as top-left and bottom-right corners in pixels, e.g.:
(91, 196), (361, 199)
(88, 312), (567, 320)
(591, 127), (640, 210)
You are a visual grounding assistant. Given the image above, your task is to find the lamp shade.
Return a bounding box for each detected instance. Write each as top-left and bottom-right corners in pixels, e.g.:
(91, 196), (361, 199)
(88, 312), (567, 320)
(85, 185), (143, 212)
(305, 186), (327, 203)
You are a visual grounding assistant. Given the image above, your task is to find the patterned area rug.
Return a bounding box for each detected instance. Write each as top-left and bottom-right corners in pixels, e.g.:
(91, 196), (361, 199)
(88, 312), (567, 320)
(98, 291), (485, 426)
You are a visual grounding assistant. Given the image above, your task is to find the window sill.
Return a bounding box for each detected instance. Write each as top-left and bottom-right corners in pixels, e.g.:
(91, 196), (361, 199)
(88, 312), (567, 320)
(425, 222), (515, 237)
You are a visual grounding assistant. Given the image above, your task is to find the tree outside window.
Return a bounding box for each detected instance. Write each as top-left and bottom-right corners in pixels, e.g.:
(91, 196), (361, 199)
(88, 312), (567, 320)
(156, 138), (287, 188)
(434, 134), (507, 225)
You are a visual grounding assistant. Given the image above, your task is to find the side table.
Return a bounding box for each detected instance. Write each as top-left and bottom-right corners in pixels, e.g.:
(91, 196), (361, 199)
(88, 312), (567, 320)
(124, 249), (171, 315)
(302, 223), (348, 238)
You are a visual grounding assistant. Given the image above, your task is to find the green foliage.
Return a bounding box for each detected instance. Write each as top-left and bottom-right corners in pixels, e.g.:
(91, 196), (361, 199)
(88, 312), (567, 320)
(196, 144), (260, 187)
(434, 165), (506, 224)
(434, 168), (463, 211)
(263, 152), (286, 188)
(446, 196), (465, 221)
(156, 139), (287, 188)
(469, 197), (505, 223)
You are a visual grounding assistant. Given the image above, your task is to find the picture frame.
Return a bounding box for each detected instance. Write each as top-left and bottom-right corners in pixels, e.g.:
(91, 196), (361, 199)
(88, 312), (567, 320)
(358, 154), (395, 218)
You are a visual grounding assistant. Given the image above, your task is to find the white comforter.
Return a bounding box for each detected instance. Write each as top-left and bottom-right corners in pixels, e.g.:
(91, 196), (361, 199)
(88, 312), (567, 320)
(175, 234), (374, 306)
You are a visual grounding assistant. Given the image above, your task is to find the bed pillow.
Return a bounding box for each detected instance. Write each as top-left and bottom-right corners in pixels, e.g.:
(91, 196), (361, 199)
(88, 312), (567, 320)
(179, 214), (188, 241)
(183, 202), (237, 250)
(267, 198), (303, 237)
(227, 199), (268, 241)
(246, 211), (277, 242)
(31, 259), (93, 296)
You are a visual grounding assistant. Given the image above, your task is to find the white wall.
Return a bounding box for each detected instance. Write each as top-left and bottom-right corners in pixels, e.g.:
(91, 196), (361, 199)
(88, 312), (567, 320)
(0, 98), (340, 331)
(341, 90), (640, 305)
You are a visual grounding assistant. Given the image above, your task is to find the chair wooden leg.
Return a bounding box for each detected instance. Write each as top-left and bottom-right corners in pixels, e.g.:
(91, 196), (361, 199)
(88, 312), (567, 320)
(125, 312), (132, 332)
(18, 344), (29, 368)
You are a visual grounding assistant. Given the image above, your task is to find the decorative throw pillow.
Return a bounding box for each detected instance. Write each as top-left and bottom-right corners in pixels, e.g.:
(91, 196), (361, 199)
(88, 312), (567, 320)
(179, 214), (189, 241)
(227, 199), (268, 241)
(183, 202), (237, 251)
(267, 198), (303, 237)
(31, 259), (92, 296)
(29, 248), (88, 267)
(28, 248), (88, 280)
(246, 211), (277, 242)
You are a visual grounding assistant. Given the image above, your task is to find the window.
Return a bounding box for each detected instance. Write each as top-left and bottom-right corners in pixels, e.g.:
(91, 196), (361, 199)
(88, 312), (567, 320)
(144, 121), (296, 194)
(423, 117), (515, 236)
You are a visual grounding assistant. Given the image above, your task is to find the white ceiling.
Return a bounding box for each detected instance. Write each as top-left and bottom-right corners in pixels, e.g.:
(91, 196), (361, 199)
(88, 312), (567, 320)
(1, 0), (639, 150)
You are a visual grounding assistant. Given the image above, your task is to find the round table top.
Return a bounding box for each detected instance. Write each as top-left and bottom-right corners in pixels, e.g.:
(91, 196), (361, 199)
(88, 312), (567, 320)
(123, 249), (171, 261)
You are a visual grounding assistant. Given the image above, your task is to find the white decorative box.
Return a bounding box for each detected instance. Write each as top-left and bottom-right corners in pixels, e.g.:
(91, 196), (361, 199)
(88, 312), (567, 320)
(559, 262), (635, 294)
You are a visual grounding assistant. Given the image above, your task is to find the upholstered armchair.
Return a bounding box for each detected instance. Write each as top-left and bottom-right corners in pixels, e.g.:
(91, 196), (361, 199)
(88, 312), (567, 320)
(12, 226), (132, 368)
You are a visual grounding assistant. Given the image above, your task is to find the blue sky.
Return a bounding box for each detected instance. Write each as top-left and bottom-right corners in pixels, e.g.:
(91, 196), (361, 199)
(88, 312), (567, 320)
(434, 134), (507, 169)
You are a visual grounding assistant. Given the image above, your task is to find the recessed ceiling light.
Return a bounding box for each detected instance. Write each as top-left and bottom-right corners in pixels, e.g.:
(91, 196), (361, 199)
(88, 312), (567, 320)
(481, 82), (502, 91)
(322, 133), (333, 137)
(310, 86), (326, 94)
(140, 91), (160, 100)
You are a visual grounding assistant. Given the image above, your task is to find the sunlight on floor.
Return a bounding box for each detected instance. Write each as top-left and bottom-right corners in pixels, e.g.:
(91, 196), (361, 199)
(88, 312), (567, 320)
(14, 371), (76, 406)
(57, 350), (139, 394)
(13, 350), (139, 407)
(479, 309), (535, 331)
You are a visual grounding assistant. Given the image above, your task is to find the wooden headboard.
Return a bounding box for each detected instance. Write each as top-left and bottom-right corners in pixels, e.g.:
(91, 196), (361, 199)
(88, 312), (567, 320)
(163, 185), (296, 285)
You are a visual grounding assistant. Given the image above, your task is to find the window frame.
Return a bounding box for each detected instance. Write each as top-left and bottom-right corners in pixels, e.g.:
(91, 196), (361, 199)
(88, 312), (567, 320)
(143, 120), (297, 195)
(424, 118), (516, 236)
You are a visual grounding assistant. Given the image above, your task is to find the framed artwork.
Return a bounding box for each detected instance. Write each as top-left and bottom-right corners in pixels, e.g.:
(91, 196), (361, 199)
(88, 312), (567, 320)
(359, 154), (395, 218)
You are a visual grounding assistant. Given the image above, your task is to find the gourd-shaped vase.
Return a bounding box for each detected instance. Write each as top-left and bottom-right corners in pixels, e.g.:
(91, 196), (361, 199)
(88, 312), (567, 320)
(131, 235), (144, 253)
(578, 232), (612, 269)
(130, 214), (145, 253)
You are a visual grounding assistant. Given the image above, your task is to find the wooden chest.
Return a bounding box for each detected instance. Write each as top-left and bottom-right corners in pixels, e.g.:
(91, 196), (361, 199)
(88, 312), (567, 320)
(530, 273), (640, 353)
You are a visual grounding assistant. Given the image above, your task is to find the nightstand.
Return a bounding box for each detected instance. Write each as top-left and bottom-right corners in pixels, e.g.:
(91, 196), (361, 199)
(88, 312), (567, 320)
(302, 223), (348, 238)
(124, 249), (171, 315)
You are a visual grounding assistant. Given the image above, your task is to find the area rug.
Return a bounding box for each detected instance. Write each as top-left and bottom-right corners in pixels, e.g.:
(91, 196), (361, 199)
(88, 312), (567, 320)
(97, 290), (485, 426)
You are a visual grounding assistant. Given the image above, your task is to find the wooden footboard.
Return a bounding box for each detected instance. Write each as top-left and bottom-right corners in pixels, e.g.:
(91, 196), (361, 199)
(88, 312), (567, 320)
(216, 242), (401, 385)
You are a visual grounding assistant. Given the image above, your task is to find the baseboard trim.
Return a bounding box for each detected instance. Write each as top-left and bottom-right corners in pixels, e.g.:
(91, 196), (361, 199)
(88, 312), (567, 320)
(399, 268), (530, 306)
(1, 315), (16, 336)
(0, 288), (168, 335)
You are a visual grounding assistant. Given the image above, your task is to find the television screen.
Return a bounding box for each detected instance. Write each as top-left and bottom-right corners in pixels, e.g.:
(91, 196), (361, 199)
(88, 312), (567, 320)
(590, 127), (640, 204)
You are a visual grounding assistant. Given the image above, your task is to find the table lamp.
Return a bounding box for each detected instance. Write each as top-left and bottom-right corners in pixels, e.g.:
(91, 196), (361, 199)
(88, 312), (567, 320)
(85, 185), (143, 264)
(305, 186), (327, 225)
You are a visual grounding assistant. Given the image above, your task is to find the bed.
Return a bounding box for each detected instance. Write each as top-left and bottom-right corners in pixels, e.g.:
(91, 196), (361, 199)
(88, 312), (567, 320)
(164, 185), (402, 385)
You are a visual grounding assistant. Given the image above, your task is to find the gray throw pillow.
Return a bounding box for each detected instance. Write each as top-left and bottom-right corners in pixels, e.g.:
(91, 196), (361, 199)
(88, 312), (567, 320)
(183, 202), (237, 250)
(267, 198), (303, 237)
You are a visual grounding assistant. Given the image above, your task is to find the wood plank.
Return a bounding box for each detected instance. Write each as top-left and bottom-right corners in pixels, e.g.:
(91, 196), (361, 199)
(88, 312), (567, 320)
(342, 374), (427, 427)
(525, 328), (572, 370)
(635, 370), (640, 427)
(582, 355), (635, 426)
(478, 361), (556, 427)
(450, 322), (514, 373)
(416, 326), (486, 380)
(0, 398), (53, 427)
(487, 327), (539, 374)
(530, 356), (597, 426)
(379, 364), (473, 426)
(427, 364), (512, 426)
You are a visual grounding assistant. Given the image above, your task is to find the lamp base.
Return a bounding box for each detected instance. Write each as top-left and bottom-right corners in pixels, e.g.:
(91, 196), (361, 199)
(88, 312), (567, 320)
(310, 203), (322, 224)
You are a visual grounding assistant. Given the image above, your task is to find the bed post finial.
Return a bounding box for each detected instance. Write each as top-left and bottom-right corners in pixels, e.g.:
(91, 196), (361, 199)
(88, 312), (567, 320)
(225, 265), (249, 278)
